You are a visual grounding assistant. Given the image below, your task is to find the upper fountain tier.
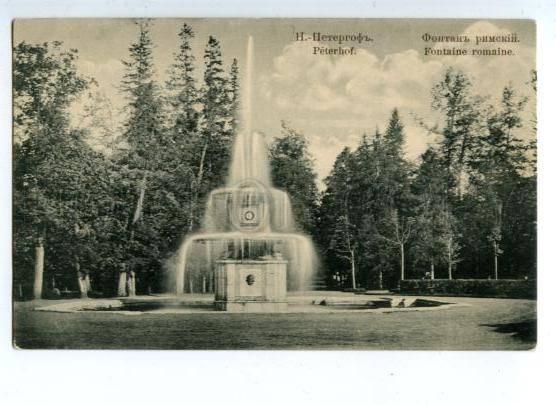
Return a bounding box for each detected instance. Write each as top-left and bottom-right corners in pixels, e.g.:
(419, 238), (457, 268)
(203, 182), (294, 233)
(207, 124), (294, 234)
(207, 35), (292, 235)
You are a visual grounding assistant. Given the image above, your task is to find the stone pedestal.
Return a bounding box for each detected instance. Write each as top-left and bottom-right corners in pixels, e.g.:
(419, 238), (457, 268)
(214, 259), (288, 312)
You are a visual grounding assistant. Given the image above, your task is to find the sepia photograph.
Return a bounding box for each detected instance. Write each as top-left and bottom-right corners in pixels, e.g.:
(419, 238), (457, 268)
(12, 18), (537, 350)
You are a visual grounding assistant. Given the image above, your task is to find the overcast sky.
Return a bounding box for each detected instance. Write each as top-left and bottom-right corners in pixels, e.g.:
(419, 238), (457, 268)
(14, 19), (536, 185)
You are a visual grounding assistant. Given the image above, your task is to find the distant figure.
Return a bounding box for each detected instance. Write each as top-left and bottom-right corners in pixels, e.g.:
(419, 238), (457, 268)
(396, 299), (406, 308)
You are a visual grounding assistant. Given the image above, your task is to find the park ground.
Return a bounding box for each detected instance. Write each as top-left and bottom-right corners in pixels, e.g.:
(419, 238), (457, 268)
(12, 292), (536, 350)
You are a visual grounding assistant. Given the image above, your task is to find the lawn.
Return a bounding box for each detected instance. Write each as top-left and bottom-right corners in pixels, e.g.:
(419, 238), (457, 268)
(13, 295), (536, 350)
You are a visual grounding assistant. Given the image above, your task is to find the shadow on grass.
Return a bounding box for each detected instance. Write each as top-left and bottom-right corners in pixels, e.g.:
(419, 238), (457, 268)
(482, 319), (537, 343)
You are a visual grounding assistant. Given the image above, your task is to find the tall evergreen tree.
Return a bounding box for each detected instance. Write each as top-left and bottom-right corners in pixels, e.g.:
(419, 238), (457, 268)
(120, 20), (165, 167)
(319, 147), (358, 288)
(411, 148), (457, 279)
(117, 20), (171, 293)
(228, 58), (240, 134)
(197, 36), (233, 194)
(166, 23), (198, 139)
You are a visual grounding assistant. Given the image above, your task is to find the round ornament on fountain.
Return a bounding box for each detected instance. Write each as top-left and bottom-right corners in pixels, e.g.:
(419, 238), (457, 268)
(228, 178), (271, 233)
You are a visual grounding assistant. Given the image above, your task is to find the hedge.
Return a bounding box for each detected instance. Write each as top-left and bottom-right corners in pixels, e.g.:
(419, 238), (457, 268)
(399, 279), (536, 299)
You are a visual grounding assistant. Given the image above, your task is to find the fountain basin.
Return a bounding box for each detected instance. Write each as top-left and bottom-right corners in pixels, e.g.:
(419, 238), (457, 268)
(34, 292), (467, 315)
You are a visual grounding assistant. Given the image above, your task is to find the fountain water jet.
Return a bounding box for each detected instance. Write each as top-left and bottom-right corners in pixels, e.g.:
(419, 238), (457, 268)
(173, 36), (318, 310)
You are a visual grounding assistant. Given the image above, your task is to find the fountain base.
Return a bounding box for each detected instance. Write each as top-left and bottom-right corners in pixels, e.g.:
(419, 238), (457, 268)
(214, 259), (288, 312)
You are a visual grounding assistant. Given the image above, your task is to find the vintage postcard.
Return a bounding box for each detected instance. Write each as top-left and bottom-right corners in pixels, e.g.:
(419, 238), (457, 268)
(12, 18), (536, 349)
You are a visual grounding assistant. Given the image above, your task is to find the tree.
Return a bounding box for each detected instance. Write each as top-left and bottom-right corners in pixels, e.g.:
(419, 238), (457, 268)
(318, 111), (414, 289)
(329, 215), (358, 289)
(412, 148), (456, 279)
(166, 23), (199, 139)
(120, 20), (165, 167)
(13, 41), (90, 142)
(13, 41), (109, 298)
(164, 23), (203, 234)
(318, 147), (356, 287)
(468, 84), (530, 279)
(354, 112), (414, 287)
(437, 205), (460, 279)
(269, 122), (319, 234)
(384, 108), (404, 158)
(197, 36), (234, 194)
(77, 90), (119, 154)
(527, 70), (537, 172)
(117, 20), (171, 294)
(376, 208), (414, 281)
(228, 58), (240, 134)
(431, 68), (484, 198)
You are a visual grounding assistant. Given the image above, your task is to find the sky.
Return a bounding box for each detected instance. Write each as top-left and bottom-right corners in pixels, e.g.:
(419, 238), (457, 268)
(13, 18), (536, 185)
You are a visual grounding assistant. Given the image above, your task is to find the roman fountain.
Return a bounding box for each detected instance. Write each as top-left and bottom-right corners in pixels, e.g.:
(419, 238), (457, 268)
(32, 37), (460, 317)
(173, 36), (318, 312)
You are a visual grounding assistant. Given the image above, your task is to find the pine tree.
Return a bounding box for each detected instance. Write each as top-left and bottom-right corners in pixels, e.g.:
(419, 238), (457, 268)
(319, 147), (357, 288)
(228, 58), (240, 134)
(412, 148), (456, 279)
(118, 20), (170, 294)
(197, 36), (233, 194)
(384, 108), (404, 158)
(166, 23), (198, 140)
(120, 20), (165, 168)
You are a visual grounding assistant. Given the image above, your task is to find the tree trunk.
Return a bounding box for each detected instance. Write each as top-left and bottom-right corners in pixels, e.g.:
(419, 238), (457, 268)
(202, 276), (207, 294)
(493, 241), (498, 280)
(400, 243), (405, 281)
(117, 269), (127, 297)
(430, 261), (435, 280)
(127, 271), (136, 297)
(76, 260), (87, 299)
(84, 273), (92, 292)
(189, 277), (194, 294)
(350, 250), (356, 289)
(189, 142), (209, 232)
(448, 240), (453, 280)
(33, 241), (45, 299)
(378, 269), (383, 290)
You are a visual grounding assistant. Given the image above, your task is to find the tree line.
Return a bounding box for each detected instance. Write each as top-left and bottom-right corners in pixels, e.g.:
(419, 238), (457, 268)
(13, 21), (536, 298)
(14, 21), (241, 297)
(318, 69), (536, 289)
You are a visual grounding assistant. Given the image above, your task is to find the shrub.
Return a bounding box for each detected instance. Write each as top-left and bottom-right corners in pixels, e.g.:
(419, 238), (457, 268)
(399, 279), (536, 299)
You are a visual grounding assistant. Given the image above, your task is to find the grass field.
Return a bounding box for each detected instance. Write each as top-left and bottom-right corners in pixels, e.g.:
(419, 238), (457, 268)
(13, 295), (536, 350)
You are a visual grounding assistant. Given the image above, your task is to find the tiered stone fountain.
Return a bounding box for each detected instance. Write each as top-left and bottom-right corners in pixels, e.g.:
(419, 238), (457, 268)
(173, 37), (317, 312)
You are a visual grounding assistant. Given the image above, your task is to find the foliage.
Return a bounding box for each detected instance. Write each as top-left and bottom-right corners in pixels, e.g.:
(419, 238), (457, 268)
(269, 122), (320, 234)
(13, 41), (91, 142)
(318, 71), (535, 288)
(400, 279), (536, 299)
(12, 41), (119, 296)
(13, 25), (536, 297)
